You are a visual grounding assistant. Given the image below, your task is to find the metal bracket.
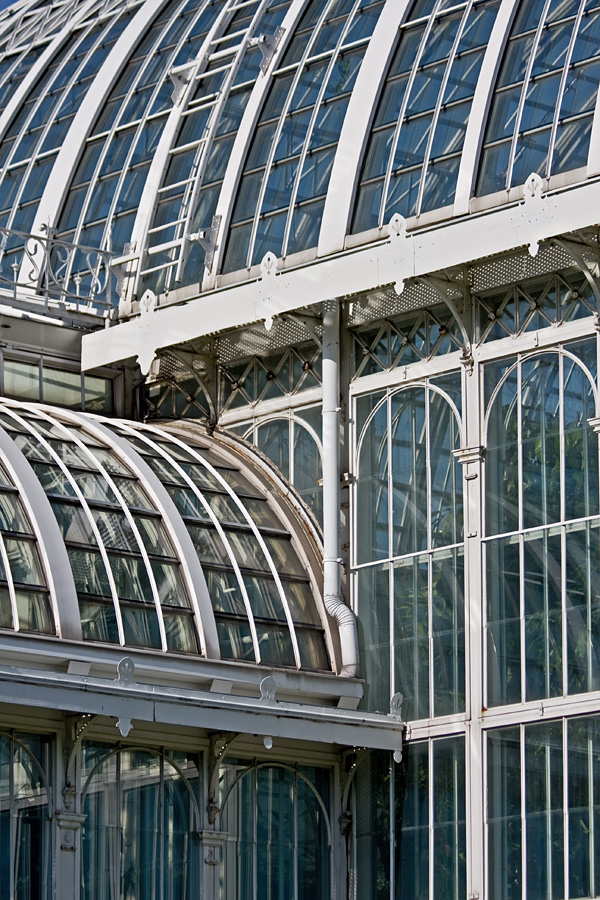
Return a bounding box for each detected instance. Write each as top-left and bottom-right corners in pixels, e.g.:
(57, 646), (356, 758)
(339, 748), (369, 835)
(169, 61), (196, 104)
(552, 236), (600, 321)
(207, 732), (242, 825)
(159, 347), (218, 430)
(418, 274), (473, 367)
(389, 692), (403, 720)
(187, 215), (221, 272)
(64, 713), (98, 811)
(249, 26), (284, 74)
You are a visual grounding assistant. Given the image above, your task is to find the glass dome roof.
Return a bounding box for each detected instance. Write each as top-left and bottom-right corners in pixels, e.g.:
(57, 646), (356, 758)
(0, 0), (598, 306)
(0, 400), (332, 672)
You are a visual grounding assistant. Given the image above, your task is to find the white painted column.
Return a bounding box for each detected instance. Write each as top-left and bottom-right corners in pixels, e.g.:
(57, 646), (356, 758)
(199, 830), (228, 900)
(457, 345), (486, 900)
(453, 0), (519, 215)
(318, 0), (409, 258)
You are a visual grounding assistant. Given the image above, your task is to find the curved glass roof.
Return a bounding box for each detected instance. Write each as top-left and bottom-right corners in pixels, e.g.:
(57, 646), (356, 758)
(0, 0), (598, 303)
(0, 400), (331, 671)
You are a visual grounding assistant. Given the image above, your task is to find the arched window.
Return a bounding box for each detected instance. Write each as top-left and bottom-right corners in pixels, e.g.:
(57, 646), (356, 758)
(219, 762), (331, 900)
(0, 732), (52, 900)
(484, 343), (600, 705)
(81, 744), (201, 900)
(243, 410), (323, 523)
(354, 381), (464, 717)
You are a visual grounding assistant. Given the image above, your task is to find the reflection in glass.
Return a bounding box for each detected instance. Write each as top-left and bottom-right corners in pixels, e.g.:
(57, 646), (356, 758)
(82, 745), (200, 900)
(221, 763), (330, 900)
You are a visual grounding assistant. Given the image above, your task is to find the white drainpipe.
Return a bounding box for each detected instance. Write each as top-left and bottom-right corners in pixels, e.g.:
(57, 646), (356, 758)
(322, 298), (359, 677)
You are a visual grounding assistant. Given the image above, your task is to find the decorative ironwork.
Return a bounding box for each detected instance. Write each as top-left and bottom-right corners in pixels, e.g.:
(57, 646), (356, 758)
(0, 224), (121, 313)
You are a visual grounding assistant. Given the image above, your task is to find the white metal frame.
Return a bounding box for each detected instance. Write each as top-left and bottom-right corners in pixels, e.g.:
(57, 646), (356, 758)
(318, 0), (409, 257)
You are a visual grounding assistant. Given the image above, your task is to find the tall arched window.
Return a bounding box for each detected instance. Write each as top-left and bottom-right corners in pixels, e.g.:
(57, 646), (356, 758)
(354, 380), (464, 717)
(0, 732), (52, 900)
(484, 342), (600, 706)
(242, 410), (323, 523)
(219, 762), (331, 900)
(81, 744), (201, 900)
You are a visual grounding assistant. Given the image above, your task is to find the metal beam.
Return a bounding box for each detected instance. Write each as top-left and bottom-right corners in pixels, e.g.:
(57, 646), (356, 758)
(0, 661), (403, 752)
(82, 177), (600, 370)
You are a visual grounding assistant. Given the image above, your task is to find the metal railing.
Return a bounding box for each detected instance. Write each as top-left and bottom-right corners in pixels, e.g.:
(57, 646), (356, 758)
(0, 225), (122, 313)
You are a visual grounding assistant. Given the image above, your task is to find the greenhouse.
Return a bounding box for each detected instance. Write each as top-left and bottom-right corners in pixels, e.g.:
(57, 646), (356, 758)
(0, 0), (599, 897)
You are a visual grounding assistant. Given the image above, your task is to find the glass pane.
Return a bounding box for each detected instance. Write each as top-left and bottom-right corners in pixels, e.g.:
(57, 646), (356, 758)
(486, 364), (519, 536)
(525, 722), (564, 900)
(486, 535), (521, 706)
(394, 555), (429, 720)
(433, 738), (466, 900)
(358, 563), (390, 713)
(391, 389), (427, 557)
(567, 715), (600, 900)
(487, 727), (522, 900)
(432, 548), (465, 715)
(566, 519), (600, 694)
(4, 360), (39, 400)
(396, 741), (430, 900)
(80, 598), (119, 643)
(521, 355), (561, 528)
(523, 528), (562, 700)
(15, 589), (53, 633)
(5, 539), (45, 586)
(357, 400), (388, 563)
(42, 367), (81, 408)
(0, 494), (31, 534)
(429, 390), (462, 548)
(121, 604), (161, 649)
(163, 611), (198, 653)
(216, 616), (254, 661)
(563, 355), (598, 521)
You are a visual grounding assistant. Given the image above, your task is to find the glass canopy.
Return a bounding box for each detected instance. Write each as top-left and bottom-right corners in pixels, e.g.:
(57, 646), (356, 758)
(0, 400), (331, 671)
(0, 0), (599, 301)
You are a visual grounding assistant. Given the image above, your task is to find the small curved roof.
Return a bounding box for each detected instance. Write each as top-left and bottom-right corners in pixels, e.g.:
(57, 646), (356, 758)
(0, 400), (333, 672)
(0, 0), (597, 307)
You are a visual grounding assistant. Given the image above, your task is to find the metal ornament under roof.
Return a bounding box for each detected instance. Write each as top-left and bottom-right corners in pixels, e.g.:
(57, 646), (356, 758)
(0, 400), (335, 673)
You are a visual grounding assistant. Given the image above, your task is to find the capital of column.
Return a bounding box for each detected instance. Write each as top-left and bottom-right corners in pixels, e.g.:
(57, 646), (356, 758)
(588, 417), (600, 433)
(453, 445), (485, 465)
(55, 811), (87, 852)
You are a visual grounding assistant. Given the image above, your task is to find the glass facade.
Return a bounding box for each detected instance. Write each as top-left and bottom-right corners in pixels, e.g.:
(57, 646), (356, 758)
(0, 399), (329, 668)
(0, 0), (599, 306)
(4, 1), (600, 898)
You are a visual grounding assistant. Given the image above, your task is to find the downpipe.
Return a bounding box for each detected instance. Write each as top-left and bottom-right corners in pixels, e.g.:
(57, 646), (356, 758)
(322, 299), (359, 677)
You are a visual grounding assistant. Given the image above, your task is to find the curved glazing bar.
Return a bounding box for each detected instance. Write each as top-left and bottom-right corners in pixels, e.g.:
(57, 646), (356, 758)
(0, 402), (199, 654)
(351, 0), (501, 234)
(109, 419), (329, 669)
(317, 0), (408, 257)
(476, 0), (600, 195)
(0, 5), (136, 276)
(77, 412), (220, 656)
(52, 0), (228, 299)
(0, 441), (53, 636)
(222, 0), (384, 274)
(139, 0), (292, 296)
(240, 411), (324, 522)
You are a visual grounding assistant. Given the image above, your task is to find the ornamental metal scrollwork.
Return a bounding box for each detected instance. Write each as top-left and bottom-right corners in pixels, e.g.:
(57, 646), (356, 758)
(0, 225), (127, 312)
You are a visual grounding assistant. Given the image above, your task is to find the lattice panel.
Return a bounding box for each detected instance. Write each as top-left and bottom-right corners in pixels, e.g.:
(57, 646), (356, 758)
(215, 314), (321, 365)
